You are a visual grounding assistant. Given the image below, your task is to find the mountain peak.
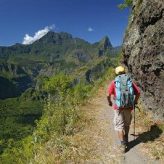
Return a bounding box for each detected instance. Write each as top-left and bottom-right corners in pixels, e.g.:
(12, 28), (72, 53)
(34, 31), (73, 44)
(99, 36), (112, 49)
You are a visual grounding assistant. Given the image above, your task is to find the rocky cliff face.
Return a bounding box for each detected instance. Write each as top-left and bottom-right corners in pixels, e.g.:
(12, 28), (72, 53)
(122, 0), (164, 120)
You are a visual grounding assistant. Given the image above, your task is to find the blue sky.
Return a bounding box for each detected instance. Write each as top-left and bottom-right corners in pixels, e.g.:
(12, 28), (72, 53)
(0, 0), (130, 47)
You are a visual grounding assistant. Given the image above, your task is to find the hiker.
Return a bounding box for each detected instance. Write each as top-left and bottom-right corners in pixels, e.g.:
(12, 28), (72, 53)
(107, 66), (140, 152)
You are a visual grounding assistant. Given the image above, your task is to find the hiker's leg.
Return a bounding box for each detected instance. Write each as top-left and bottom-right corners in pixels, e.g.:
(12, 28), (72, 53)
(125, 126), (129, 135)
(124, 126), (130, 143)
(117, 129), (126, 153)
(124, 109), (132, 144)
(114, 110), (125, 142)
(118, 130), (125, 141)
(114, 110), (126, 153)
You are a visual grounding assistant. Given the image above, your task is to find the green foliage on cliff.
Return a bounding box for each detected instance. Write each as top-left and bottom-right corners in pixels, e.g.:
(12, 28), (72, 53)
(118, 0), (133, 9)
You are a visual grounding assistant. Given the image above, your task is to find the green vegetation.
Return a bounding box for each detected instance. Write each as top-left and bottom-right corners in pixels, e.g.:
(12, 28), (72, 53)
(0, 74), (88, 162)
(0, 31), (121, 163)
(0, 31), (117, 100)
(0, 95), (43, 154)
(118, 0), (133, 9)
(0, 61), (117, 163)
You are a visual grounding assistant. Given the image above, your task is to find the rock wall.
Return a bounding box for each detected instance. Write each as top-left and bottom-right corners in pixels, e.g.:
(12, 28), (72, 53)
(122, 0), (164, 120)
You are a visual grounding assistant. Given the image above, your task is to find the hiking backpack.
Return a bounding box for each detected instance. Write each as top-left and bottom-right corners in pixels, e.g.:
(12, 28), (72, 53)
(114, 74), (134, 109)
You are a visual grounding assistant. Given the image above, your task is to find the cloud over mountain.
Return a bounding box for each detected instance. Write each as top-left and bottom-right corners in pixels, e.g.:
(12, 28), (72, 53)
(22, 25), (55, 45)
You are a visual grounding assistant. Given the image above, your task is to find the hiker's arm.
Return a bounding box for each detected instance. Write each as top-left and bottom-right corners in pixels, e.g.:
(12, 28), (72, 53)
(107, 95), (112, 106)
(107, 81), (114, 106)
(133, 82), (140, 104)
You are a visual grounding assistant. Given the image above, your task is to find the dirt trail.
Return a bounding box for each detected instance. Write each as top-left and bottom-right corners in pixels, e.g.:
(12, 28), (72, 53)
(82, 85), (161, 164)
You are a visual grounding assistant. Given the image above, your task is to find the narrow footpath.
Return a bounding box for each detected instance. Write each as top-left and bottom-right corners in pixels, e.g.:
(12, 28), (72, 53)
(78, 84), (162, 164)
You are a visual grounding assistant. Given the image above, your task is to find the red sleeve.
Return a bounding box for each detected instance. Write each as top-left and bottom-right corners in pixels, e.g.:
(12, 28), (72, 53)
(107, 81), (115, 95)
(132, 82), (140, 97)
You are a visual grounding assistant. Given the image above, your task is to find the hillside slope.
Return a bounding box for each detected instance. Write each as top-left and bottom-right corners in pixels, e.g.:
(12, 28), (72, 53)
(0, 31), (118, 99)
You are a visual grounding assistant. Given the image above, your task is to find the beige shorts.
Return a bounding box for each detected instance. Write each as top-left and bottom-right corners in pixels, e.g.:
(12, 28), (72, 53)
(114, 109), (132, 131)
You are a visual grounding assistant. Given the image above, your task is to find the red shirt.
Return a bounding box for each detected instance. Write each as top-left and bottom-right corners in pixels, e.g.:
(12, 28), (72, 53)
(107, 80), (140, 110)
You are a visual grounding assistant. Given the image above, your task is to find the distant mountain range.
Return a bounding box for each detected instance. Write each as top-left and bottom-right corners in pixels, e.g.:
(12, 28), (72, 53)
(0, 31), (121, 99)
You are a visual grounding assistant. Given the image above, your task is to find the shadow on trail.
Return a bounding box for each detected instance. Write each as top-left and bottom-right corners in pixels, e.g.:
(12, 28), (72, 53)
(127, 124), (162, 152)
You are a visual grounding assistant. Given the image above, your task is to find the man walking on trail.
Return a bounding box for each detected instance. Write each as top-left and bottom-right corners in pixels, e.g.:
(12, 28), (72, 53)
(107, 66), (140, 153)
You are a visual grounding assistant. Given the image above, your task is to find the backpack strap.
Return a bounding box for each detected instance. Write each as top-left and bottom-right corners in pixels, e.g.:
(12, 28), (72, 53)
(114, 75), (122, 107)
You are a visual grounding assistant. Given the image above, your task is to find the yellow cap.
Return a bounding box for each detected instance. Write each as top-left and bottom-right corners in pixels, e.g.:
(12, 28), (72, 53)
(115, 66), (125, 75)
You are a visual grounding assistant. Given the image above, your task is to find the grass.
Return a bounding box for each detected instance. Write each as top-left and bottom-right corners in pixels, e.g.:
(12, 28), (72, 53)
(29, 66), (116, 163)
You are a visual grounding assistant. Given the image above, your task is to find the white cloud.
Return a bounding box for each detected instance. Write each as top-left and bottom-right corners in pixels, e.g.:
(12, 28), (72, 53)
(22, 25), (55, 45)
(88, 27), (94, 32)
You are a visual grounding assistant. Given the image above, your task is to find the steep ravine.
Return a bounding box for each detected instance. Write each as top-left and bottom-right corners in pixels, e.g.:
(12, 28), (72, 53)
(122, 0), (164, 120)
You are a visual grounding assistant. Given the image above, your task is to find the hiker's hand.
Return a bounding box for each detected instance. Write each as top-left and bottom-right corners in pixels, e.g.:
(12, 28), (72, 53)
(134, 100), (138, 105)
(108, 101), (112, 106)
(107, 96), (112, 106)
